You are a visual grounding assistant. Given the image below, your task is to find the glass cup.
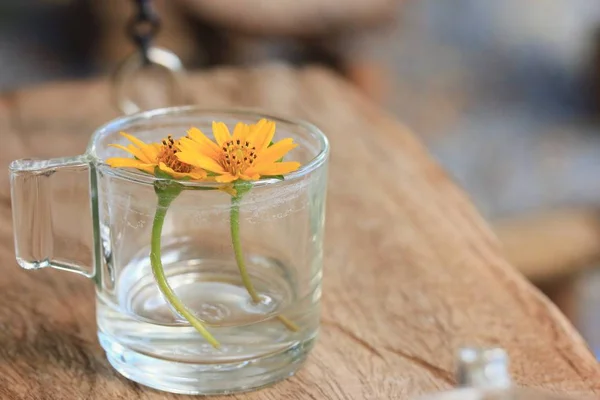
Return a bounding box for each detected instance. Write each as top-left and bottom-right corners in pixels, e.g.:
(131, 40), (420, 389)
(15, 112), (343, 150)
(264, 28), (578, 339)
(9, 107), (329, 395)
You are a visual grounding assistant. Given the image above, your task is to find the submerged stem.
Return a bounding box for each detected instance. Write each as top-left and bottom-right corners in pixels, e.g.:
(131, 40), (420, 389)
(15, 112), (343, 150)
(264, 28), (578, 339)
(230, 196), (260, 301)
(151, 190), (220, 349)
(230, 193), (299, 332)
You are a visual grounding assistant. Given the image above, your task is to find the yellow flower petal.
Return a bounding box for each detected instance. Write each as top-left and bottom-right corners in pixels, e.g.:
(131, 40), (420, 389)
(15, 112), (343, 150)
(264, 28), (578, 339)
(250, 161), (301, 176)
(248, 119), (276, 151)
(256, 138), (297, 165)
(215, 173), (238, 183)
(186, 127), (221, 158)
(158, 163), (207, 180)
(240, 173), (260, 181)
(109, 144), (151, 163)
(218, 184), (237, 196)
(188, 169), (208, 180)
(150, 142), (163, 155)
(176, 150), (225, 173)
(106, 157), (155, 175)
(158, 163), (179, 178)
(232, 122), (250, 141)
(212, 122), (231, 147)
(177, 137), (211, 160)
(177, 137), (198, 151)
(120, 132), (159, 161)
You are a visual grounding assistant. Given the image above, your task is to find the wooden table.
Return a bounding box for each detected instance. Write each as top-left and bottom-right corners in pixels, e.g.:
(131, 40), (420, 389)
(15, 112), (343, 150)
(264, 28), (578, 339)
(0, 65), (599, 399)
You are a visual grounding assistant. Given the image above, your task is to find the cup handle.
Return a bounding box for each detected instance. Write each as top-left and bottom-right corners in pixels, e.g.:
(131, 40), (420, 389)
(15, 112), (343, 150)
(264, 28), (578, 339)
(9, 155), (97, 278)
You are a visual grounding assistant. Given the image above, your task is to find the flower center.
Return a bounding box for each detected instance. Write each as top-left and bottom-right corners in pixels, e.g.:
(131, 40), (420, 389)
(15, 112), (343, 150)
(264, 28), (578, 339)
(221, 139), (257, 175)
(158, 136), (193, 173)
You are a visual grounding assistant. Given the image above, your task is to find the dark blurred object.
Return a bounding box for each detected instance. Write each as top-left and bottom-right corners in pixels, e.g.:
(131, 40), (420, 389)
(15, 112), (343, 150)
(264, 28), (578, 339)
(0, 0), (99, 90)
(92, 0), (400, 102)
(126, 0), (161, 66)
(590, 26), (600, 115)
(91, 1), (197, 69)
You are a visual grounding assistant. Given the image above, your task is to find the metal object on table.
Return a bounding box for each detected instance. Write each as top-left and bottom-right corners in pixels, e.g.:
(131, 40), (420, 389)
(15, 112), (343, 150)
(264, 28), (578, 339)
(419, 348), (579, 400)
(126, 0), (160, 66)
(111, 0), (187, 115)
(456, 348), (511, 390)
(112, 47), (186, 115)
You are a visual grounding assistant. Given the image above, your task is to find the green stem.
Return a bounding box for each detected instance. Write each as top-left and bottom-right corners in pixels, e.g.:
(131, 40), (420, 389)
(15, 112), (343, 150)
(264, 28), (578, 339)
(230, 193), (299, 332)
(230, 196), (260, 302)
(151, 191), (221, 349)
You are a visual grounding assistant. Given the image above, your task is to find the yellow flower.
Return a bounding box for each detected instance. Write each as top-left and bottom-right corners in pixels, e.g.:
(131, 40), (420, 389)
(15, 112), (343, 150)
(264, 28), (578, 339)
(176, 119), (301, 183)
(107, 132), (207, 180)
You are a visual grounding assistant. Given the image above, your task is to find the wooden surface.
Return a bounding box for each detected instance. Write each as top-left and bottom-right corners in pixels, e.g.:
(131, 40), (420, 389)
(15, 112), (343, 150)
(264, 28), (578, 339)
(494, 208), (600, 283)
(176, 0), (398, 36)
(1, 65), (599, 399)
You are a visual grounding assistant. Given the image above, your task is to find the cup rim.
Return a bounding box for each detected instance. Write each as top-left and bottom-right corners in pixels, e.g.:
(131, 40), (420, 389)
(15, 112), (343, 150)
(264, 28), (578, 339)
(87, 106), (330, 188)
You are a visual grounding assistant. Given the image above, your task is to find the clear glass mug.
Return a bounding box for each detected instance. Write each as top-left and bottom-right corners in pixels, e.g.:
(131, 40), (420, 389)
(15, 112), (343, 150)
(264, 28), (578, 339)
(9, 107), (329, 395)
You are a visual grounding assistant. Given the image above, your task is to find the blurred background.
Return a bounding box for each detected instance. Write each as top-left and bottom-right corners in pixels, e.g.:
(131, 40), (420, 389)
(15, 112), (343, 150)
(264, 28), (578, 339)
(4, 0), (600, 355)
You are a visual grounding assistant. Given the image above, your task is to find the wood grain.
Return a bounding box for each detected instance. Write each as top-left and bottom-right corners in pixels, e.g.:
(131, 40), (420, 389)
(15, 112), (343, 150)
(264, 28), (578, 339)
(175, 0), (398, 36)
(494, 208), (600, 283)
(1, 65), (599, 399)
